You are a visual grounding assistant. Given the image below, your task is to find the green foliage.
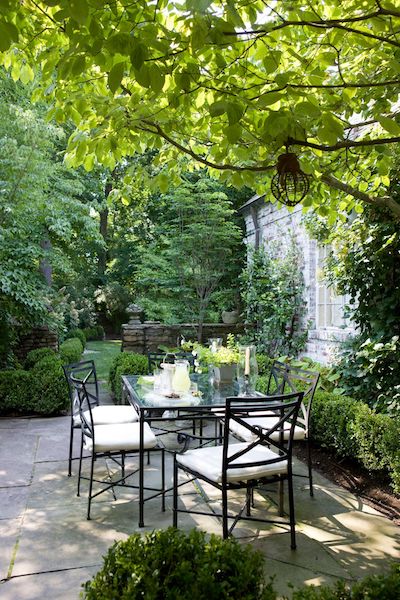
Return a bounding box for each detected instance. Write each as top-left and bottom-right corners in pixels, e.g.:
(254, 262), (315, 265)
(82, 527), (275, 600)
(136, 175), (244, 330)
(65, 328), (86, 348)
(3, 1), (400, 219)
(291, 564), (400, 599)
(334, 335), (400, 414)
(311, 391), (400, 493)
(25, 347), (56, 369)
(241, 239), (308, 356)
(30, 355), (69, 414)
(305, 205), (400, 413)
(83, 325), (105, 341)
(109, 352), (148, 402)
(59, 337), (84, 364)
(0, 354), (69, 415)
(0, 369), (33, 414)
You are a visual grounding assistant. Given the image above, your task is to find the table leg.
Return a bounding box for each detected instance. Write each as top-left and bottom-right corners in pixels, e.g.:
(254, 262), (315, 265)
(139, 413), (145, 527)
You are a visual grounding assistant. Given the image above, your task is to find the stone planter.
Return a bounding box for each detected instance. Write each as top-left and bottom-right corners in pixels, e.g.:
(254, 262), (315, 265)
(221, 310), (239, 324)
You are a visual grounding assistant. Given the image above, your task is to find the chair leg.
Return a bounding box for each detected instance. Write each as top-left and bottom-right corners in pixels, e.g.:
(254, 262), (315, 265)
(307, 438), (314, 497)
(246, 487), (251, 516)
(68, 421), (74, 477)
(287, 474), (296, 550)
(161, 449), (166, 512)
(222, 487), (229, 539)
(87, 453), (95, 520)
(121, 452), (125, 483)
(173, 454), (178, 527)
(77, 434), (84, 497)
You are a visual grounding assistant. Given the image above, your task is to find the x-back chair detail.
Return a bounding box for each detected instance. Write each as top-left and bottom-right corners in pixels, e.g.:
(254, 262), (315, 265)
(63, 360), (138, 477)
(70, 371), (165, 520)
(173, 391), (304, 549)
(229, 360), (320, 496)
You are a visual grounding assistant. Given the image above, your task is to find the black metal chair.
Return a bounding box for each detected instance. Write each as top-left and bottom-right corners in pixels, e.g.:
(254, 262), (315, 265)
(173, 391), (303, 548)
(63, 360), (138, 477)
(229, 361), (320, 496)
(70, 372), (165, 520)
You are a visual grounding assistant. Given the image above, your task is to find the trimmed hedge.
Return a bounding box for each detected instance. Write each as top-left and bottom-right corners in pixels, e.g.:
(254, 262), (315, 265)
(83, 325), (105, 341)
(83, 527), (275, 600)
(109, 352), (148, 403)
(25, 347), (56, 369)
(59, 337), (84, 364)
(65, 328), (86, 348)
(82, 527), (400, 600)
(312, 391), (400, 494)
(0, 336), (83, 416)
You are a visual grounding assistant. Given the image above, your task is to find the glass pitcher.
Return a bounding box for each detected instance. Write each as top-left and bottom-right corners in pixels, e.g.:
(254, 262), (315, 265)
(172, 359), (191, 393)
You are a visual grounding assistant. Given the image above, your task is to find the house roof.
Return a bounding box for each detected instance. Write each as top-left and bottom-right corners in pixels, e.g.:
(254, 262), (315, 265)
(238, 193), (266, 212)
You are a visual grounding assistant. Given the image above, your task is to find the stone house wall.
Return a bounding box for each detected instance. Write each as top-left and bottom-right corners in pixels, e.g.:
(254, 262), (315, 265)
(240, 195), (354, 364)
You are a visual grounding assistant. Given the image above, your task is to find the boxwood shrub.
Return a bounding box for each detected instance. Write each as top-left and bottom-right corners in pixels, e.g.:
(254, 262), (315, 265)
(0, 337), (82, 416)
(65, 328), (86, 348)
(109, 352), (148, 403)
(82, 325), (105, 341)
(312, 390), (400, 494)
(59, 337), (84, 364)
(82, 528), (400, 600)
(82, 527), (275, 600)
(25, 347), (57, 369)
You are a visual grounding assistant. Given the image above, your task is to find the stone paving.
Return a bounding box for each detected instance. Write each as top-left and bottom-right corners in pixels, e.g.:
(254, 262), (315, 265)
(0, 407), (399, 599)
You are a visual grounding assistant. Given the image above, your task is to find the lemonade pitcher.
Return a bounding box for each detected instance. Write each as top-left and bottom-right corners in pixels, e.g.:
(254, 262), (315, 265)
(172, 359), (191, 393)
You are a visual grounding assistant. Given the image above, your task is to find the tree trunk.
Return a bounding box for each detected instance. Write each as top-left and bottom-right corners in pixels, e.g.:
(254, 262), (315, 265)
(98, 180), (112, 281)
(40, 236), (52, 286)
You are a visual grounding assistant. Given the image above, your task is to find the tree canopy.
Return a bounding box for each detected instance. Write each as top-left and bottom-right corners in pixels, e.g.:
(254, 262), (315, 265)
(1, 0), (400, 218)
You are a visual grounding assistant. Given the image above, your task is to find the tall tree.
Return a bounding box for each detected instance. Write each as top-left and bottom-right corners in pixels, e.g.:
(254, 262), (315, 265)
(2, 1), (400, 217)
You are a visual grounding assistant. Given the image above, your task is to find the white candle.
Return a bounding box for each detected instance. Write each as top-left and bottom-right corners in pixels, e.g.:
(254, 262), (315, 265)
(244, 346), (250, 376)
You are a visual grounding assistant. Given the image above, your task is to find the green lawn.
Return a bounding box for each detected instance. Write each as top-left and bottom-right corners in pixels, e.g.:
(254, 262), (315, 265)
(84, 340), (122, 384)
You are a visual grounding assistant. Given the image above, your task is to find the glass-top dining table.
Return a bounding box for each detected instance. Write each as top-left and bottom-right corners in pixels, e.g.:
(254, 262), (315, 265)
(121, 373), (262, 526)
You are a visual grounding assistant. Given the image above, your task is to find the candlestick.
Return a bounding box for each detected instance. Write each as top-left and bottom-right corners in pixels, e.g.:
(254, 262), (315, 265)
(244, 346), (250, 376)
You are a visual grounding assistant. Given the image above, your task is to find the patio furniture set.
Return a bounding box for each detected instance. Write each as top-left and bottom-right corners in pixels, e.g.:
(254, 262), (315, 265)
(63, 354), (319, 550)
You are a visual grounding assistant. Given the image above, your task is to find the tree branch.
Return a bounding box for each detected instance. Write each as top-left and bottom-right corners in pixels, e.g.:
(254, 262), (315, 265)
(138, 120), (275, 173)
(288, 136), (400, 151)
(321, 173), (400, 218)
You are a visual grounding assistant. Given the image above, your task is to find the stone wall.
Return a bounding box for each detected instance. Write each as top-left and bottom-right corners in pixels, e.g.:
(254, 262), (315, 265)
(121, 322), (249, 354)
(240, 195), (354, 364)
(15, 326), (58, 360)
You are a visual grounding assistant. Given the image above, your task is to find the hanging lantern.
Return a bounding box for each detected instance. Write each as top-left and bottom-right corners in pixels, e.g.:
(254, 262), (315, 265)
(270, 152), (310, 207)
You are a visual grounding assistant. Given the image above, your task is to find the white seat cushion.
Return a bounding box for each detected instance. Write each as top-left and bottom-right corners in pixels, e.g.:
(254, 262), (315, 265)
(73, 404), (138, 427)
(84, 422), (157, 452)
(229, 416), (306, 442)
(177, 442), (287, 483)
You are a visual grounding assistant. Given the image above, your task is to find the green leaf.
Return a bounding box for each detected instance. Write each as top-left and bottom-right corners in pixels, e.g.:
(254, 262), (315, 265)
(378, 116), (400, 136)
(68, 0), (89, 25)
(149, 64), (165, 93)
(130, 42), (148, 70)
(225, 124), (242, 143)
(108, 62), (125, 94)
(209, 101), (227, 117)
(226, 102), (244, 125)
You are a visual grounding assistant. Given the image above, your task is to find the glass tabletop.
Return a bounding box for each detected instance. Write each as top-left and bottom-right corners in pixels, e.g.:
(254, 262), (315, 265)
(123, 373), (251, 410)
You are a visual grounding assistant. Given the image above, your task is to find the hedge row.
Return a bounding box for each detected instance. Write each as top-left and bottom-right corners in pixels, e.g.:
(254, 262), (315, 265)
(311, 391), (400, 494)
(109, 352), (148, 403)
(0, 337), (83, 416)
(83, 527), (400, 600)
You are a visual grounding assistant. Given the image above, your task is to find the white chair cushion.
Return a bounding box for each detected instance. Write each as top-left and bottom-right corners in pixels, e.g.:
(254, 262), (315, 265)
(84, 422), (156, 452)
(177, 442), (287, 483)
(73, 404), (138, 427)
(229, 416), (306, 442)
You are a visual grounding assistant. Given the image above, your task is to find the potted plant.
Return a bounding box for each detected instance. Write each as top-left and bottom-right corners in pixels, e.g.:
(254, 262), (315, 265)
(221, 308), (240, 324)
(209, 335), (239, 383)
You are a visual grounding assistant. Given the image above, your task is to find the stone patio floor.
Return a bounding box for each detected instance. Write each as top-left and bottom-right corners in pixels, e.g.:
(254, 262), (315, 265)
(0, 409), (399, 599)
